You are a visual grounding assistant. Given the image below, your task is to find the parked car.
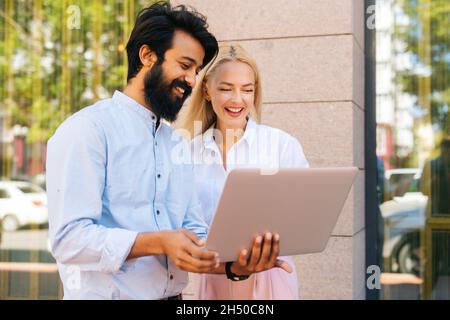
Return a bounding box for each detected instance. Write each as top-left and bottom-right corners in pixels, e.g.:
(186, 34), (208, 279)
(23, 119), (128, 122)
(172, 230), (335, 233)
(381, 168), (425, 277)
(384, 168), (422, 201)
(0, 181), (48, 232)
(32, 173), (47, 191)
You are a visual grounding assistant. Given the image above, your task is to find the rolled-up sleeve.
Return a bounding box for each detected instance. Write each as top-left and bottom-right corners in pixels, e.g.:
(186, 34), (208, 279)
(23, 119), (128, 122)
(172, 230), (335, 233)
(46, 114), (138, 273)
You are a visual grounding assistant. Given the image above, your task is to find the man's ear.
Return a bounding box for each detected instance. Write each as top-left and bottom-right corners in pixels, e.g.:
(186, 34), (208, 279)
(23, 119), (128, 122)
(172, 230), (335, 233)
(139, 45), (157, 67)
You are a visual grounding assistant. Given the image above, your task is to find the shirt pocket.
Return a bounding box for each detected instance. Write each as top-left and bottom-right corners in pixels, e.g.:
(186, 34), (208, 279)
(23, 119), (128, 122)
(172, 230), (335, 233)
(107, 163), (143, 206)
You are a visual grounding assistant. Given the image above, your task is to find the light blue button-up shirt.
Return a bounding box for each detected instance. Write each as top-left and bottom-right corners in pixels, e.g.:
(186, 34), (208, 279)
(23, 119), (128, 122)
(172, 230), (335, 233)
(46, 90), (208, 299)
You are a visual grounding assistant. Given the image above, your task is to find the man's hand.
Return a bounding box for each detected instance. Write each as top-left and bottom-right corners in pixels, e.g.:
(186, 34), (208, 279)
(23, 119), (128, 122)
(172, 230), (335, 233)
(160, 229), (220, 273)
(231, 232), (292, 276)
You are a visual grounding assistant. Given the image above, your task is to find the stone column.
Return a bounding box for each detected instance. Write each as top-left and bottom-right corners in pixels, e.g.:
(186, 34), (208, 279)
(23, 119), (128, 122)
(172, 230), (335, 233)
(172, 0), (366, 300)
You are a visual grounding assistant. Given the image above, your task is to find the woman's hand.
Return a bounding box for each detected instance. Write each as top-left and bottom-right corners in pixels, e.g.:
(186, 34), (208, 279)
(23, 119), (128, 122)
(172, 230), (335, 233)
(231, 232), (292, 276)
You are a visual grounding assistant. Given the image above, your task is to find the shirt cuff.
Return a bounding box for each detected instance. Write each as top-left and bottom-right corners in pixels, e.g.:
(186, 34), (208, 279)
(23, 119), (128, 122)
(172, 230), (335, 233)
(99, 228), (138, 274)
(195, 227), (208, 240)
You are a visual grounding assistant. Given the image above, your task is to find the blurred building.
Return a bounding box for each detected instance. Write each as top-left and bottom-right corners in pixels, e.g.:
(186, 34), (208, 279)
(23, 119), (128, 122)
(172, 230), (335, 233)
(0, 0), (448, 300)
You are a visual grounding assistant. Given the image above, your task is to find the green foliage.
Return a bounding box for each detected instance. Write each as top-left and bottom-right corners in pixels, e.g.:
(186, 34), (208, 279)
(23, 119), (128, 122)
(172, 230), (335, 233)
(0, 0), (159, 143)
(396, 0), (450, 135)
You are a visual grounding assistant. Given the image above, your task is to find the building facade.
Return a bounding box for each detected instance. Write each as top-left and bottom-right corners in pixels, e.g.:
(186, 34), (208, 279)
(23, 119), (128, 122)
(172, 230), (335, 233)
(0, 0), (448, 300)
(173, 0), (367, 300)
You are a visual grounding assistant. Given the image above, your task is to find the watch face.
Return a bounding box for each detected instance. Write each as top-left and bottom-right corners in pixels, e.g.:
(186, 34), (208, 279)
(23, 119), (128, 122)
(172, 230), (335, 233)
(225, 262), (250, 281)
(231, 274), (249, 281)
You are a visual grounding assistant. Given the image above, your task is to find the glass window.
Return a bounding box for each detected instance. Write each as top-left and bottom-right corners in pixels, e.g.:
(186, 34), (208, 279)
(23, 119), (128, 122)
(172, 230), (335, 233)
(375, 0), (450, 299)
(0, 0), (151, 300)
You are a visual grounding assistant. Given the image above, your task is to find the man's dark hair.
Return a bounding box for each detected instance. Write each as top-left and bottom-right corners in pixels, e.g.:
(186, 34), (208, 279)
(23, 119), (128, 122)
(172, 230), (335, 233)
(126, 2), (218, 81)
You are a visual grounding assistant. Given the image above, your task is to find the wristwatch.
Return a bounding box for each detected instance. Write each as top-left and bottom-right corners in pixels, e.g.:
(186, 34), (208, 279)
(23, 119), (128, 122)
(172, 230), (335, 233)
(225, 262), (250, 281)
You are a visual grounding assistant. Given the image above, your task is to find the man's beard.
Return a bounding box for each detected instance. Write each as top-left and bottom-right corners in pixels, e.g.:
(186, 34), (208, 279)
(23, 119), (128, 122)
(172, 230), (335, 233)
(143, 62), (192, 122)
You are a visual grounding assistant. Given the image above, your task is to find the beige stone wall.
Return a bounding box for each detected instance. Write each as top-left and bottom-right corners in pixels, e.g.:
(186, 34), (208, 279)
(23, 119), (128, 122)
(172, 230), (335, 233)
(172, 0), (366, 299)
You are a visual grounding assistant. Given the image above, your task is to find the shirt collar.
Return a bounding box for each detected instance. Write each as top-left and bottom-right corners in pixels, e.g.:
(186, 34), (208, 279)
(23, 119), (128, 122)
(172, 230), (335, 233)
(241, 118), (257, 146)
(202, 118), (258, 150)
(112, 90), (158, 124)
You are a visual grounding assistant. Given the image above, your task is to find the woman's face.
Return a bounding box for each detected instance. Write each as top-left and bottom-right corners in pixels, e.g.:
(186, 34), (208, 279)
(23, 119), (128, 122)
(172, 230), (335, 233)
(205, 60), (256, 130)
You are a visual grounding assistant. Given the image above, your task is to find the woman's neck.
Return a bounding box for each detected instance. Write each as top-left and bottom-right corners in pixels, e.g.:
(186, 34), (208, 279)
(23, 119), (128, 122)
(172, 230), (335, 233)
(215, 120), (247, 170)
(216, 121), (246, 153)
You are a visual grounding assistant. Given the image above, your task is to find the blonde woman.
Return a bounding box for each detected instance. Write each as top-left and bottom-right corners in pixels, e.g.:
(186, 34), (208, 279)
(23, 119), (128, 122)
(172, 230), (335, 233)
(178, 44), (309, 299)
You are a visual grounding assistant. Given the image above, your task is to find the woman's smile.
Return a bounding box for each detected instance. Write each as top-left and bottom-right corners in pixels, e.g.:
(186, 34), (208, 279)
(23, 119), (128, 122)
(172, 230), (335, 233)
(224, 106), (245, 117)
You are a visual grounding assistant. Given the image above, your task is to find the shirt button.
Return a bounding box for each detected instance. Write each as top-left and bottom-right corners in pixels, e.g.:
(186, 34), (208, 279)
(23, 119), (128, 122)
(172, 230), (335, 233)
(157, 174), (161, 179)
(170, 274), (174, 280)
(156, 210), (160, 215)
(155, 141), (158, 146)
(152, 116), (156, 120)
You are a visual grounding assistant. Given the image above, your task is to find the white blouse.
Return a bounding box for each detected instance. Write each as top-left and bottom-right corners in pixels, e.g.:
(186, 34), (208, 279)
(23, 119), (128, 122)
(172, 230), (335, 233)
(191, 118), (309, 226)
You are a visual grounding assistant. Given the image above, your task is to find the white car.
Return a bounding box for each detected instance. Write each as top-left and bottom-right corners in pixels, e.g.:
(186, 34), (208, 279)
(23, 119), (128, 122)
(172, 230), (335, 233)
(381, 168), (425, 276)
(0, 181), (48, 232)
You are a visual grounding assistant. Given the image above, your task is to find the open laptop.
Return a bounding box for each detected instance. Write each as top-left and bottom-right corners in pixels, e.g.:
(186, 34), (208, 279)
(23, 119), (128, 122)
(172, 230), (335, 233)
(205, 167), (358, 262)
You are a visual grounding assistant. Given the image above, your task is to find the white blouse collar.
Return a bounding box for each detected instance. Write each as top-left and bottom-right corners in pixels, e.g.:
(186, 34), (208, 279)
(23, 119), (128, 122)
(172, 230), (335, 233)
(202, 118), (258, 150)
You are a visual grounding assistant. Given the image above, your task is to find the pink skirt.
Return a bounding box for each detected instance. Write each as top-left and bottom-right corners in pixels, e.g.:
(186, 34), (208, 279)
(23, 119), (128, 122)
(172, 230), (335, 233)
(194, 257), (298, 300)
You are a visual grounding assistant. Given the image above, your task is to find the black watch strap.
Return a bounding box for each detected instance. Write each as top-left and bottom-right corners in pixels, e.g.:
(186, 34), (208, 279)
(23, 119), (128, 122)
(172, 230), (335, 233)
(225, 262), (249, 281)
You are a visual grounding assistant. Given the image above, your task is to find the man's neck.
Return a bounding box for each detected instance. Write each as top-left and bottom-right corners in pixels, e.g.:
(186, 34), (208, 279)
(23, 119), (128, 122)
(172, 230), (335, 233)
(122, 81), (156, 115)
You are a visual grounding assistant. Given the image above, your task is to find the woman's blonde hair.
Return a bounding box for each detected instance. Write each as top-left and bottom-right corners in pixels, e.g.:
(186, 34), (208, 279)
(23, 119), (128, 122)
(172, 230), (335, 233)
(177, 43), (262, 138)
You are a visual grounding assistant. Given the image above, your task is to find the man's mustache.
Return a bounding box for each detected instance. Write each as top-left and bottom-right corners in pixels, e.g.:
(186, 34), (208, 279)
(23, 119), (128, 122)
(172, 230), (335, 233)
(171, 79), (192, 98)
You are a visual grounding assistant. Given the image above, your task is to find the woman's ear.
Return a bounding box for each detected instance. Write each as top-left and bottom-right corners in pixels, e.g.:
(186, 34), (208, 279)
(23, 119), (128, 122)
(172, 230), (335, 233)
(203, 83), (211, 101)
